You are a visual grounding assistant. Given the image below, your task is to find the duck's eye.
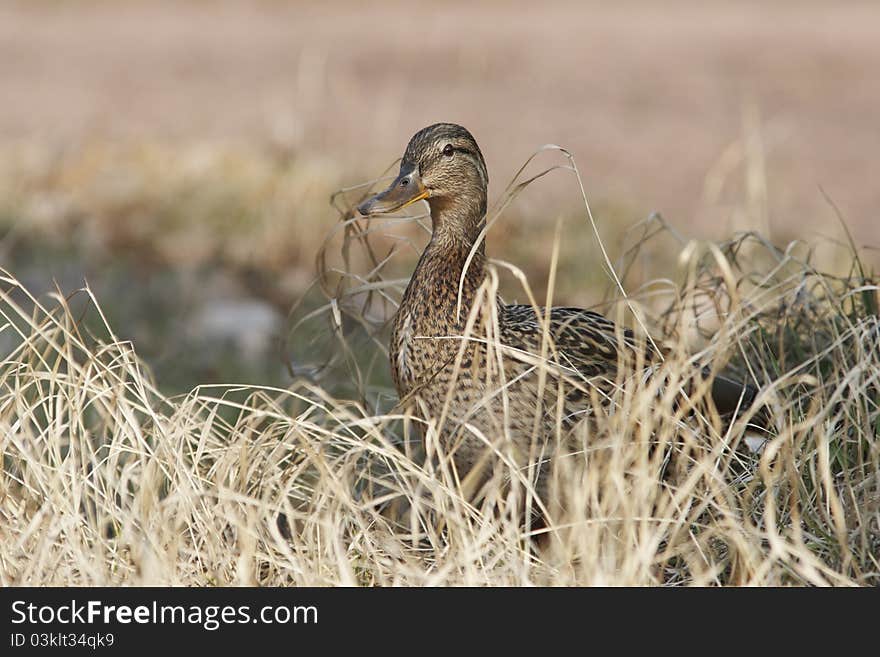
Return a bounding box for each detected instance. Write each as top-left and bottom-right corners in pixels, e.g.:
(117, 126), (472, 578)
(442, 144), (454, 157)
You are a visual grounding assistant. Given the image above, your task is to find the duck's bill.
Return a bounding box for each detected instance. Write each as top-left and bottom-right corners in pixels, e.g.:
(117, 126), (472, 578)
(357, 162), (429, 215)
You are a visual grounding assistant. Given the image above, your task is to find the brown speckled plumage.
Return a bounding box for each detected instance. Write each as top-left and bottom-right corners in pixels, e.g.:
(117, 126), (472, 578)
(358, 123), (758, 498)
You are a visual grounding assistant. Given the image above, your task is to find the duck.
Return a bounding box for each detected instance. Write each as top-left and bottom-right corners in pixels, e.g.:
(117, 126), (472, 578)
(357, 123), (761, 502)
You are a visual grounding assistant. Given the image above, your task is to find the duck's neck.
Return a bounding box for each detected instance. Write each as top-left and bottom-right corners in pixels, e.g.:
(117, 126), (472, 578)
(402, 196), (488, 330)
(427, 191), (487, 253)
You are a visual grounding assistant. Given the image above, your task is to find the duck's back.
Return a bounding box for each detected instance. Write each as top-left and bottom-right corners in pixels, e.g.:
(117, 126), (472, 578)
(391, 297), (658, 489)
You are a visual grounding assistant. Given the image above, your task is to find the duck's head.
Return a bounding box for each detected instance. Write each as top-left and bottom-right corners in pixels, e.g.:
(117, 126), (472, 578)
(357, 123), (488, 240)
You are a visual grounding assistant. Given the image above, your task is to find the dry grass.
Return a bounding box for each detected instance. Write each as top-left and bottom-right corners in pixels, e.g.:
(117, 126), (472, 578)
(2, 145), (877, 586)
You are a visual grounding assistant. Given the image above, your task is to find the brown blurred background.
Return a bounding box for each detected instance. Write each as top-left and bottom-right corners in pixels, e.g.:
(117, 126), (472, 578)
(1, 0), (877, 392)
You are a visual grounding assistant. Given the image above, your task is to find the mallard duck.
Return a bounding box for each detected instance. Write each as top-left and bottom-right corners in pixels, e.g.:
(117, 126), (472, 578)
(357, 123), (760, 499)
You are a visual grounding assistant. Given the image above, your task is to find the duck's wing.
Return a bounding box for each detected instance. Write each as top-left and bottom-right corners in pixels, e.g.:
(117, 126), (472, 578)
(499, 305), (657, 379)
(499, 304), (763, 423)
